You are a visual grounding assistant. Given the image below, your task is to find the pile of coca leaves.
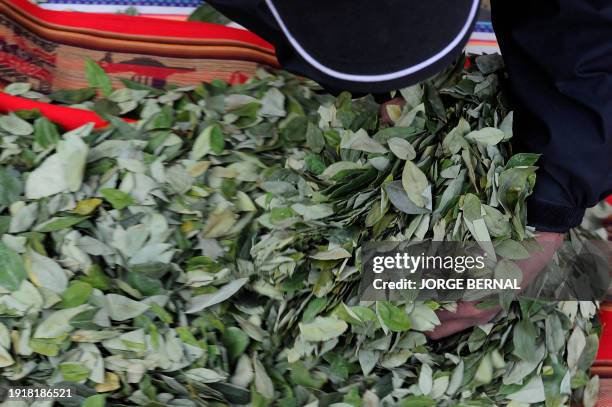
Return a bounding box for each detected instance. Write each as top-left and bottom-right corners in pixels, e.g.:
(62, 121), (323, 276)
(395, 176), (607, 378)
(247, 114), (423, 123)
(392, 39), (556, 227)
(0, 56), (601, 407)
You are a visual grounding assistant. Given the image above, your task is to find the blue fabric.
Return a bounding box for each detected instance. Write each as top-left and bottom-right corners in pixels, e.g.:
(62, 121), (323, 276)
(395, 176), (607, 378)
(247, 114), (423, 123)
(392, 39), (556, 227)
(492, 0), (612, 232)
(474, 21), (494, 33)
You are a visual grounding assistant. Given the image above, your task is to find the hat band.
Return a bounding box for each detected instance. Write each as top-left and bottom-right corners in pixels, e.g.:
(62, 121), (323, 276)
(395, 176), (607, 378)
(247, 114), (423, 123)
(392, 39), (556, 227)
(265, 0), (479, 83)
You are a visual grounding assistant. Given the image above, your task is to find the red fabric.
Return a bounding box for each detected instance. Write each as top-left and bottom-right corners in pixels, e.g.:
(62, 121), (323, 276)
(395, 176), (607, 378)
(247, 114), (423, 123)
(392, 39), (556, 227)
(607, 195), (612, 205)
(8, 0), (274, 50)
(0, 93), (131, 130)
(229, 71), (250, 85)
(598, 307), (612, 361)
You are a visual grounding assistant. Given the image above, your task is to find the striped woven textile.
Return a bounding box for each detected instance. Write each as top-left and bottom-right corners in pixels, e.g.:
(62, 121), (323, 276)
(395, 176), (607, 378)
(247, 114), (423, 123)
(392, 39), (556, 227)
(469, 21), (499, 54)
(0, 0), (277, 92)
(599, 379), (612, 406)
(38, 0), (201, 20)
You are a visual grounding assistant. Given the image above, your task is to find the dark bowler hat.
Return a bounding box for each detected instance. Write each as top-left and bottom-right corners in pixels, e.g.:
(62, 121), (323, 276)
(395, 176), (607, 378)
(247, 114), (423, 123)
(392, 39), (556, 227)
(208, 0), (479, 93)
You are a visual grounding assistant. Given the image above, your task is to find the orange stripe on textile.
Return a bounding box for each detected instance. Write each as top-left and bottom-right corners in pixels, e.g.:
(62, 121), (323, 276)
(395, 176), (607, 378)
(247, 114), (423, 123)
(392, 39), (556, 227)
(0, 93), (133, 130)
(140, 14), (189, 21)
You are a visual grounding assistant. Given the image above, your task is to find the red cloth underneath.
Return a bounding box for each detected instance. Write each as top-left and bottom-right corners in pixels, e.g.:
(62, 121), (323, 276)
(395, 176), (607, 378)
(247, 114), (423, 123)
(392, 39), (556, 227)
(598, 308), (612, 361)
(0, 93), (114, 129)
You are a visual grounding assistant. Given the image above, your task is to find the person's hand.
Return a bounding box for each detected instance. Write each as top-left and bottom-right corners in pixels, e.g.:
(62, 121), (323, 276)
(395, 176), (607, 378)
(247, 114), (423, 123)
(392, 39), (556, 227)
(380, 97), (406, 125)
(427, 301), (500, 340)
(427, 231), (565, 340)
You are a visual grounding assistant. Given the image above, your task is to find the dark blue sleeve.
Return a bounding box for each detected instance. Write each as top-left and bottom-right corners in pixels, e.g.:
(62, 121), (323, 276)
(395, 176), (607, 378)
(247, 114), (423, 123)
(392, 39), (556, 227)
(491, 0), (612, 232)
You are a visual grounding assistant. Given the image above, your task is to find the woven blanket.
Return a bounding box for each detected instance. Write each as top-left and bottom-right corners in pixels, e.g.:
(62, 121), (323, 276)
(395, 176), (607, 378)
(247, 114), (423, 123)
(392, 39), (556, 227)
(0, 0), (277, 92)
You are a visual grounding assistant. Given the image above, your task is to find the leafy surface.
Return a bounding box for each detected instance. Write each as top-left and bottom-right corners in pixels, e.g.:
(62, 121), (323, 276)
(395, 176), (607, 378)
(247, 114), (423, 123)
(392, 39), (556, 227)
(0, 54), (599, 406)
